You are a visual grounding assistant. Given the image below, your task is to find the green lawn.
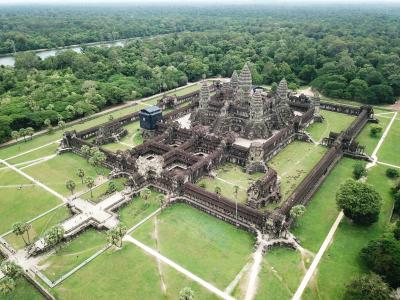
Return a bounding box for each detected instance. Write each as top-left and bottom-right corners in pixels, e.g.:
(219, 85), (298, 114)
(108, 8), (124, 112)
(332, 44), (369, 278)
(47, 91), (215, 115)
(23, 152), (108, 196)
(39, 229), (107, 281)
(356, 113), (392, 155)
(268, 141), (327, 205)
(2, 277), (44, 300)
(306, 110), (356, 142)
(5, 206), (70, 250)
(378, 118), (400, 166)
(81, 178), (126, 203)
(196, 163), (264, 204)
(303, 164), (396, 299)
(132, 203), (255, 289)
(7, 142), (59, 166)
(0, 168), (63, 234)
(118, 189), (163, 229)
(52, 243), (217, 300)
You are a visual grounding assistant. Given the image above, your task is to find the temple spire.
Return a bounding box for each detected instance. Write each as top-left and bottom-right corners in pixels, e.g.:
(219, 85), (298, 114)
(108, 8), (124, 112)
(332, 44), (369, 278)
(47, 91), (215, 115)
(230, 70), (239, 91)
(250, 90), (263, 122)
(199, 80), (210, 110)
(239, 62), (252, 93)
(277, 78), (288, 101)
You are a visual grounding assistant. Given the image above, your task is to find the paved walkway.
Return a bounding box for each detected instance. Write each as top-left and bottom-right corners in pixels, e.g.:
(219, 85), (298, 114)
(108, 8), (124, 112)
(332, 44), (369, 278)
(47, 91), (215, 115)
(0, 158), (67, 203)
(292, 211), (344, 300)
(123, 235), (234, 300)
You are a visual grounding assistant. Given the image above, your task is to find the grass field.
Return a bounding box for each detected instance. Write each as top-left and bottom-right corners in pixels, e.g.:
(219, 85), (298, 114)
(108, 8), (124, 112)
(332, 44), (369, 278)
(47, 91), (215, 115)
(23, 152), (109, 196)
(118, 189), (162, 228)
(81, 178), (126, 203)
(356, 113), (392, 155)
(196, 163), (264, 204)
(303, 164), (396, 299)
(268, 141), (327, 205)
(306, 110), (356, 142)
(132, 204), (255, 290)
(52, 242), (217, 300)
(39, 229), (107, 281)
(378, 118), (400, 166)
(5, 206), (70, 249)
(0, 168), (63, 234)
(7, 142), (59, 165)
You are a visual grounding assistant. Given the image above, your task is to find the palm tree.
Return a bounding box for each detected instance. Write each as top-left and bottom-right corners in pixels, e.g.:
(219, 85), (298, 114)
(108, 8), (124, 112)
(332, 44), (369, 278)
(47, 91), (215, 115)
(11, 131), (19, 143)
(157, 194), (165, 210)
(214, 186), (222, 195)
(12, 222), (28, 246)
(76, 168), (85, 184)
(25, 127), (34, 140)
(0, 277), (16, 295)
(85, 177), (95, 198)
(80, 145), (90, 161)
(19, 128), (27, 142)
(108, 223), (127, 248)
(66, 180), (76, 195)
(233, 185), (239, 221)
(43, 225), (64, 252)
(140, 188), (151, 206)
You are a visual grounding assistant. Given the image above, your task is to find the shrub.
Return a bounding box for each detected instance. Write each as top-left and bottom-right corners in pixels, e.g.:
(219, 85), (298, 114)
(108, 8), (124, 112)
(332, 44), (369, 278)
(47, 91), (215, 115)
(394, 221), (400, 241)
(353, 162), (367, 180)
(360, 238), (400, 288)
(386, 168), (400, 179)
(336, 179), (382, 225)
(344, 273), (391, 300)
(370, 126), (383, 138)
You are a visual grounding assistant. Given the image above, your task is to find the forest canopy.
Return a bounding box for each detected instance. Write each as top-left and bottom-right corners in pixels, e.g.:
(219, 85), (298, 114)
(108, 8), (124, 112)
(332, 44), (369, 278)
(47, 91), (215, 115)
(0, 4), (400, 143)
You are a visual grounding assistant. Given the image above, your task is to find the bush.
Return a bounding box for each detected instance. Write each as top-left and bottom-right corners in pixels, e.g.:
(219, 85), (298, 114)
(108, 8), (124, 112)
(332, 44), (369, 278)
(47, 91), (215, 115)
(394, 221), (400, 241)
(394, 190), (400, 215)
(370, 126), (383, 138)
(360, 238), (400, 288)
(336, 179), (382, 225)
(353, 162), (367, 180)
(386, 168), (400, 179)
(344, 273), (391, 300)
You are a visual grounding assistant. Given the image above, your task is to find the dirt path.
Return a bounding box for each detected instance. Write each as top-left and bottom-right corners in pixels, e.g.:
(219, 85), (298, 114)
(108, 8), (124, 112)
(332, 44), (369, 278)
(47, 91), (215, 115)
(153, 216), (167, 294)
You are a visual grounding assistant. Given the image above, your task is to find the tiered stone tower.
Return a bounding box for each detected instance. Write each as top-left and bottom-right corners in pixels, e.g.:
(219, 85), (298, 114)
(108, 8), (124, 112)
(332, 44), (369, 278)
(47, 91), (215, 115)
(199, 80), (210, 110)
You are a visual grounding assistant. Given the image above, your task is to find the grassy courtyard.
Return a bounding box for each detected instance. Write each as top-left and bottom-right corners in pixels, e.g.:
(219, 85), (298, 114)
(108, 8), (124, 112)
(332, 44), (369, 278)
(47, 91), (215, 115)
(23, 152), (109, 196)
(306, 110), (356, 142)
(81, 178), (126, 203)
(100, 121), (142, 152)
(52, 243), (217, 300)
(39, 229), (107, 281)
(303, 164), (396, 299)
(196, 163), (264, 204)
(268, 141), (327, 205)
(0, 168), (63, 235)
(133, 204), (255, 290)
(377, 118), (400, 166)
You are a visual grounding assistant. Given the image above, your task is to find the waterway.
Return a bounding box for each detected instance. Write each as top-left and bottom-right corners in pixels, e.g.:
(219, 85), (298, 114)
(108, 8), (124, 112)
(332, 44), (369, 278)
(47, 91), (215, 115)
(0, 40), (126, 67)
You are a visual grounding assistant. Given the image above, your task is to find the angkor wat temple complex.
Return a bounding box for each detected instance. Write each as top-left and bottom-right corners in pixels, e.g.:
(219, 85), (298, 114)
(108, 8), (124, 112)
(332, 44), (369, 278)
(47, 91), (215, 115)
(61, 62), (375, 238)
(191, 63), (293, 139)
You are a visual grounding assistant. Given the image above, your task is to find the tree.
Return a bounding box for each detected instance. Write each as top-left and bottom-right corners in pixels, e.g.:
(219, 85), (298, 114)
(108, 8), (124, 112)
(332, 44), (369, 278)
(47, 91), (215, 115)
(12, 222), (31, 245)
(179, 287), (194, 300)
(290, 205), (306, 227)
(19, 128), (27, 142)
(66, 180), (76, 195)
(43, 225), (64, 250)
(353, 162), (367, 180)
(0, 277), (16, 295)
(108, 114), (114, 121)
(44, 118), (53, 134)
(107, 223), (127, 247)
(89, 150), (106, 174)
(85, 176), (95, 198)
(81, 145), (91, 160)
(336, 179), (382, 225)
(394, 221), (400, 241)
(76, 168), (85, 184)
(157, 194), (165, 209)
(107, 181), (117, 194)
(140, 188), (151, 206)
(0, 261), (21, 279)
(370, 126), (382, 138)
(344, 273), (391, 300)
(25, 127), (34, 140)
(11, 131), (19, 142)
(214, 186), (221, 195)
(386, 168), (399, 179)
(360, 238), (400, 288)
(58, 120), (66, 130)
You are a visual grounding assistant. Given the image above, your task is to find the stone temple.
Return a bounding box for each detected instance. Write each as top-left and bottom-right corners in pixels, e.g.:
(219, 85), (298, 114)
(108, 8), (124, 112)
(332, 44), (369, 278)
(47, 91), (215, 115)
(190, 63), (294, 139)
